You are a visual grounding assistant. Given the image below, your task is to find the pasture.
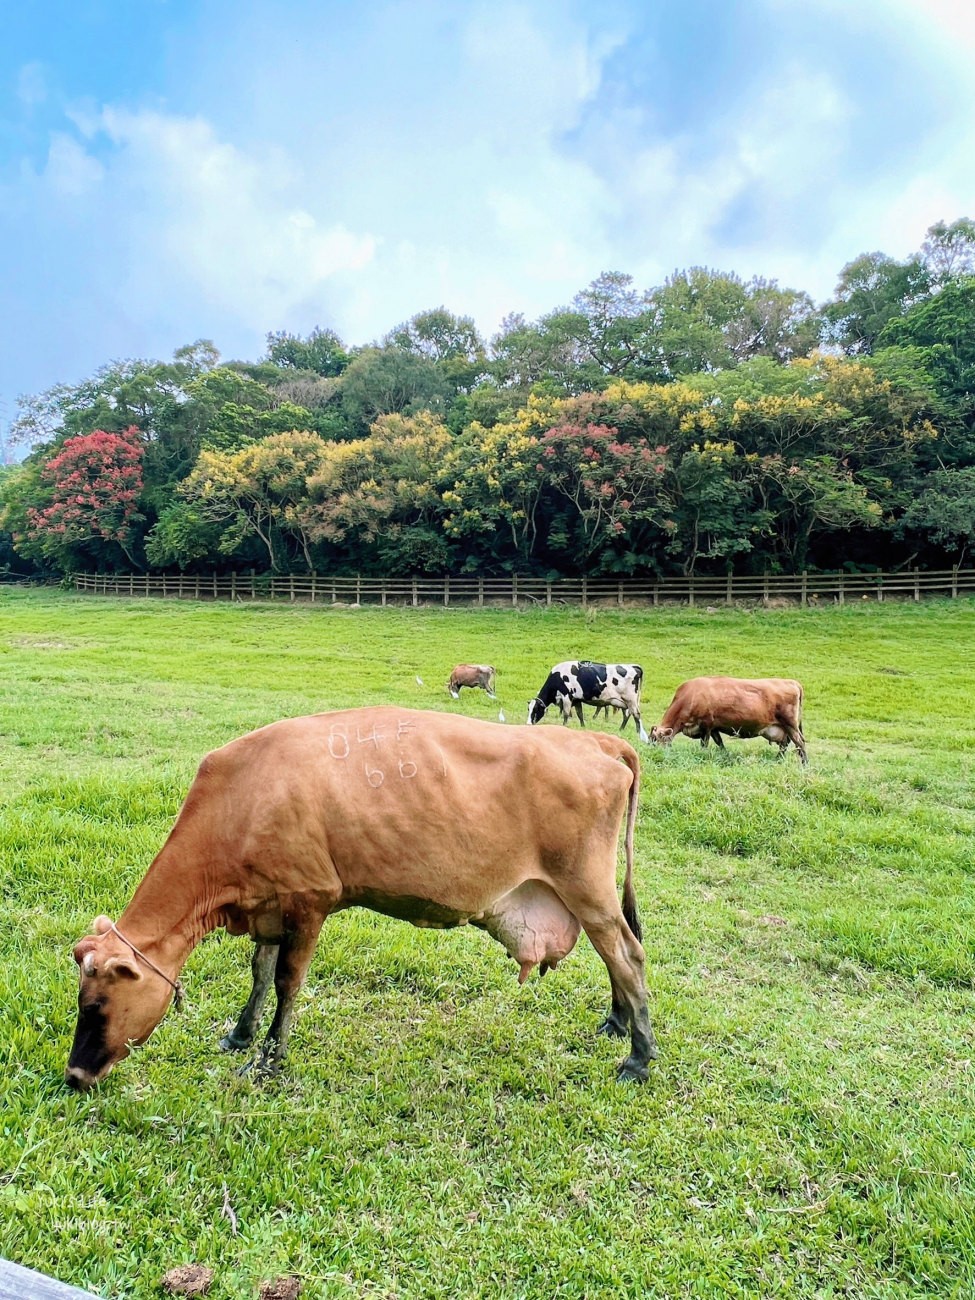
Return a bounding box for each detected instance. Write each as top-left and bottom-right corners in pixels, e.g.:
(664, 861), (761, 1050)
(0, 588), (973, 1299)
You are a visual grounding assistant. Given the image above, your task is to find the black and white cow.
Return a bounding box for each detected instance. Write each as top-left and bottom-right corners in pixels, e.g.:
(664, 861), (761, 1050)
(527, 661), (649, 743)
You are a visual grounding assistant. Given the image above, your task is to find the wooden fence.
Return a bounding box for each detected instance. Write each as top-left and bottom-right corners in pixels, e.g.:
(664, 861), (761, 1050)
(71, 567), (975, 608)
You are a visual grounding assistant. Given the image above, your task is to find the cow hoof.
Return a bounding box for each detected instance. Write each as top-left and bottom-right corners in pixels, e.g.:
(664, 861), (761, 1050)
(617, 1058), (650, 1083)
(237, 1055), (282, 1080)
(219, 1032), (252, 1053)
(597, 1015), (627, 1039)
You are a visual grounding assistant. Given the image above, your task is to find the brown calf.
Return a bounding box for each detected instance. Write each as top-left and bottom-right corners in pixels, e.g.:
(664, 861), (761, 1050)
(447, 664), (497, 699)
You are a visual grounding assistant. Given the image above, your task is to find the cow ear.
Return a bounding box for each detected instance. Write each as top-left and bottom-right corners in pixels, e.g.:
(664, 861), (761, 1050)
(92, 915), (114, 935)
(102, 954), (142, 982)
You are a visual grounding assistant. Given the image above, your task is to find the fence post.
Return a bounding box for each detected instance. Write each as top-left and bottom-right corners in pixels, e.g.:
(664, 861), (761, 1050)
(914, 567), (920, 602)
(726, 572), (733, 606)
(877, 573), (883, 603)
(952, 565), (958, 598)
(381, 579), (387, 607)
(212, 573), (217, 599)
(838, 573), (844, 606)
(512, 574), (519, 608)
(652, 584), (659, 608)
(478, 577), (484, 608)
(231, 572), (237, 601)
(412, 577), (418, 607)
(688, 576), (694, 608)
(618, 580), (624, 608)
(250, 572), (256, 600)
(289, 576), (295, 602)
(355, 576), (361, 605)
(546, 581), (552, 607)
(801, 570), (808, 608)
(311, 574), (317, 603)
(762, 571), (769, 607)
(581, 577), (587, 609)
(444, 575), (450, 607)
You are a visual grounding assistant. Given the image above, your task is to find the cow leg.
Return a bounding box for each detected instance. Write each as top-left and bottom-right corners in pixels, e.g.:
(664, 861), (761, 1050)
(573, 701), (586, 727)
(576, 908), (657, 1081)
(220, 942), (278, 1052)
(251, 919), (327, 1076)
(596, 983), (629, 1039)
(786, 726), (808, 765)
(711, 731), (726, 750)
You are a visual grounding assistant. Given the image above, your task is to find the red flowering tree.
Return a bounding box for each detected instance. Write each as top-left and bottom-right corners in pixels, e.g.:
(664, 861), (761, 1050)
(538, 422), (669, 570)
(23, 427), (145, 571)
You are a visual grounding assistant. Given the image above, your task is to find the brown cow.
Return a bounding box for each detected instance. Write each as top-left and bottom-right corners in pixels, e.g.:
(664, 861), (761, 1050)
(447, 664), (497, 699)
(650, 676), (807, 764)
(66, 707), (656, 1090)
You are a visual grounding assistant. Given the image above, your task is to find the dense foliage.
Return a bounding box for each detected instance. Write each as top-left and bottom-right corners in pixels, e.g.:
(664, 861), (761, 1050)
(4, 220), (975, 577)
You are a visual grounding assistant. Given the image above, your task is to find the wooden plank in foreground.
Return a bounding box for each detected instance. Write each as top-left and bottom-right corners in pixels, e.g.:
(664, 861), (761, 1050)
(0, 1258), (98, 1300)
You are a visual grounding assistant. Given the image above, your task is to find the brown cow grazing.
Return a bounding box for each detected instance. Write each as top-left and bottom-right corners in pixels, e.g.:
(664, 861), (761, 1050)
(447, 664), (497, 699)
(67, 707), (656, 1091)
(650, 677), (807, 764)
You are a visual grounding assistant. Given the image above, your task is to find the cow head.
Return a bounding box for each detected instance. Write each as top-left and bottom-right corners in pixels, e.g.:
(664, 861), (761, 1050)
(65, 915), (175, 1090)
(649, 725), (674, 747)
(527, 698), (547, 726)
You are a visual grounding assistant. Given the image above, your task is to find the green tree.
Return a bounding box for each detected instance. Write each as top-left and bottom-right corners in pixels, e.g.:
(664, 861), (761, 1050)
(822, 253), (930, 354)
(490, 311), (592, 393)
(900, 467), (975, 564)
(384, 308), (488, 393)
(569, 272), (661, 381)
(338, 347), (454, 437)
(920, 218), (975, 284)
(143, 501), (225, 571)
(878, 276), (975, 417)
(265, 327), (350, 377)
(660, 441), (761, 575)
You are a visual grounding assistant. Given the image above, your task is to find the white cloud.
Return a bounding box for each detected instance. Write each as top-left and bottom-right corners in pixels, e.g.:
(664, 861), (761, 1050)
(44, 133), (104, 197)
(17, 61), (48, 108)
(46, 107), (377, 331)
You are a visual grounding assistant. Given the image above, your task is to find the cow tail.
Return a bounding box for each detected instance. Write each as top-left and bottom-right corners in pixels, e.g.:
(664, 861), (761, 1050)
(618, 743), (643, 943)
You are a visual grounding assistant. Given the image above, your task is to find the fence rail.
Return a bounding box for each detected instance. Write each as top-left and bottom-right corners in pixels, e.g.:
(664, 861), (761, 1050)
(71, 567), (975, 608)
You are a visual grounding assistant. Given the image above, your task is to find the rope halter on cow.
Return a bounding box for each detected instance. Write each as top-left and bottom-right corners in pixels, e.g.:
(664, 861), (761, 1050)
(109, 921), (185, 1010)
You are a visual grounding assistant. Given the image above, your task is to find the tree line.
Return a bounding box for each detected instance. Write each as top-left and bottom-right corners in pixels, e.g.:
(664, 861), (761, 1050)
(2, 218), (975, 579)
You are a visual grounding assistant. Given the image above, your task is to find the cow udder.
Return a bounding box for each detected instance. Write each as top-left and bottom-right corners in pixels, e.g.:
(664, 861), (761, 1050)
(477, 881), (581, 982)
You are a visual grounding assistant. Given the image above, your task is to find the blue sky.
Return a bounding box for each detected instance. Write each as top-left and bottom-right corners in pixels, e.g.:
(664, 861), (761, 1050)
(2, 0), (974, 447)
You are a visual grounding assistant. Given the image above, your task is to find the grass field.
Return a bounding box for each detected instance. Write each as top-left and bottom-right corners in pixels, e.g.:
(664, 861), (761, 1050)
(1, 588), (973, 1299)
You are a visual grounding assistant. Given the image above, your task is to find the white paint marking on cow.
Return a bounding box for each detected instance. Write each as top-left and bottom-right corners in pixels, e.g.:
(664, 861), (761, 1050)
(328, 727), (351, 760)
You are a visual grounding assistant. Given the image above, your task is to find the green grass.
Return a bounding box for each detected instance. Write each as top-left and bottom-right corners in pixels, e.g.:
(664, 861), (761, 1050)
(1, 589), (974, 1298)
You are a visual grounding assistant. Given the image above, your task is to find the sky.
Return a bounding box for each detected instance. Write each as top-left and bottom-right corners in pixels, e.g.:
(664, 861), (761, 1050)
(2, 0), (975, 448)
